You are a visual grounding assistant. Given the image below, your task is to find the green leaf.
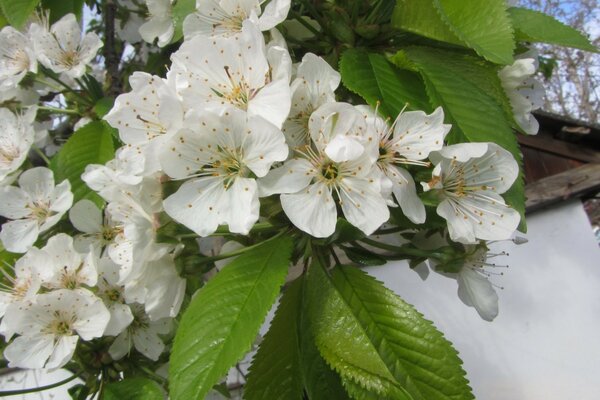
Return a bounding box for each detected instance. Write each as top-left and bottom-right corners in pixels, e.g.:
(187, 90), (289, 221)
(0, 0), (40, 28)
(170, 0), (195, 43)
(103, 377), (164, 400)
(432, 0), (515, 64)
(508, 7), (597, 52)
(40, 0), (85, 23)
(404, 46), (525, 226)
(342, 247), (386, 267)
(49, 121), (116, 206)
(307, 263), (474, 400)
(392, 0), (463, 46)
(339, 49), (432, 120)
(244, 277), (304, 400)
(169, 235), (293, 400)
(298, 275), (351, 400)
(93, 97), (115, 119)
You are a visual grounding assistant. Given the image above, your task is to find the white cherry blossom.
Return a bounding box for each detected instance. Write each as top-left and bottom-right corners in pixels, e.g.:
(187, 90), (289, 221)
(109, 303), (171, 361)
(31, 13), (103, 79)
(360, 105), (450, 224)
(422, 143), (520, 244)
(2, 289), (110, 369)
(0, 251), (51, 318)
(162, 107), (288, 236)
(283, 53), (340, 148)
(104, 73), (184, 173)
(96, 257), (134, 336)
(31, 233), (98, 291)
(139, 0), (175, 47)
(170, 21), (291, 128)
(0, 167), (73, 253)
(498, 56), (544, 135)
(0, 26), (37, 89)
(260, 103), (388, 238)
(183, 0), (291, 39)
(0, 107), (36, 183)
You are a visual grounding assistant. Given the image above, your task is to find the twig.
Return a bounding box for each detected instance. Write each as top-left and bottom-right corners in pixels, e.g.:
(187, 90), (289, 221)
(103, 0), (121, 97)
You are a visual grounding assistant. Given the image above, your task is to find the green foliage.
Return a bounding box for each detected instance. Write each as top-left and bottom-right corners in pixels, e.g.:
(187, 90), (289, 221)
(170, 0), (195, 43)
(103, 377), (164, 400)
(244, 278), (304, 400)
(433, 0), (515, 64)
(339, 49), (431, 119)
(306, 263), (474, 400)
(392, 0), (463, 46)
(402, 46), (525, 227)
(49, 121), (116, 206)
(169, 235), (293, 400)
(508, 7), (597, 52)
(0, 0), (40, 28)
(41, 0), (85, 23)
(393, 0), (515, 64)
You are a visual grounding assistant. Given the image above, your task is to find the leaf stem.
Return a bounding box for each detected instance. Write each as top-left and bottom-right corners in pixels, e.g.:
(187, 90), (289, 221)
(32, 146), (51, 166)
(0, 371), (82, 396)
(198, 230), (288, 264)
(360, 238), (433, 258)
(290, 11), (321, 36)
(37, 106), (81, 115)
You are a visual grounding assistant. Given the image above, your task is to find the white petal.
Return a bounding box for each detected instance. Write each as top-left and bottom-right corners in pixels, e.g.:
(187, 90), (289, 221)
(5, 334), (55, 369)
(258, 158), (314, 196)
(258, 0), (291, 30)
(163, 177), (229, 237)
(73, 293), (111, 340)
(388, 165), (426, 224)
(0, 186), (31, 219)
(339, 177), (390, 236)
(225, 178), (259, 234)
(69, 199), (103, 234)
(281, 182), (337, 238)
(243, 116), (289, 177)
(325, 134), (365, 162)
(45, 335), (79, 369)
(457, 267), (499, 321)
(104, 303), (134, 336)
(391, 107), (450, 161)
(133, 327), (165, 361)
(431, 142), (488, 164)
(248, 78), (292, 129)
(18, 166), (54, 198)
(0, 219), (39, 253)
(109, 331), (131, 360)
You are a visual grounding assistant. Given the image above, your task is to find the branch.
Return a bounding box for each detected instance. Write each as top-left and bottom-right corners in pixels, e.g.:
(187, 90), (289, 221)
(103, 0), (121, 97)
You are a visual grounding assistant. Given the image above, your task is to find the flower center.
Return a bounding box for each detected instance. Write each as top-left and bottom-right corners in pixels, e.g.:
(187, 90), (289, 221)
(45, 311), (74, 336)
(60, 49), (80, 68)
(320, 162), (339, 182)
(0, 144), (20, 167)
(27, 201), (54, 224)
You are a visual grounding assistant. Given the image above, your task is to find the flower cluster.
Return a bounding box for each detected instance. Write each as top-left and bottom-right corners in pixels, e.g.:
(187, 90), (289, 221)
(0, 0), (541, 378)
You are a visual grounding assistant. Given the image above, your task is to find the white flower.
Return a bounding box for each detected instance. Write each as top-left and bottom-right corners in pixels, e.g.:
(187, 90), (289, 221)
(183, 0), (290, 39)
(0, 26), (37, 89)
(96, 257), (134, 336)
(170, 21), (291, 128)
(116, 0), (144, 43)
(0, 167), (73, 253)
(422, 143), (520, 244)
(0, 251), (52, 318)
(260, 103), (389, 238)
(31, 13), (103, 79)
(69, 199), (127, 257)
(139, 0), (175, 47)
(282, 53), (340, 149)
(123, 252), (185, 321)
(109, 303), (171, 361)
(361, 105), (450, 224)
(32, 233), (98, 291)
(498, 57), (544, 135)
(104, 72), (183, 173)
(2, 289), (110, 369)
(162, 107), (288, 236)
(0, 107), (36, 183)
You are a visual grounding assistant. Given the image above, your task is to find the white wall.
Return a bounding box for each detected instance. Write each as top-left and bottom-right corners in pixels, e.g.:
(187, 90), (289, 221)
(367, 200), (600, 400)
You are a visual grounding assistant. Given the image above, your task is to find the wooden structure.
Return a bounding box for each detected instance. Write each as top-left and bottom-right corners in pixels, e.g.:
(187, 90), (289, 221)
(521, 111), (600, 215)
